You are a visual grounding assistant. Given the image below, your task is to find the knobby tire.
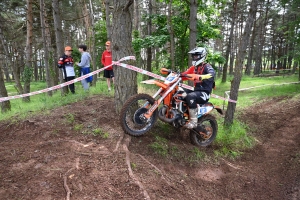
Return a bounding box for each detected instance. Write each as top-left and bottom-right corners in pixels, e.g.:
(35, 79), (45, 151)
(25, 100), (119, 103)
(120, 93), (158, 137)
(190, 114), (218, 147)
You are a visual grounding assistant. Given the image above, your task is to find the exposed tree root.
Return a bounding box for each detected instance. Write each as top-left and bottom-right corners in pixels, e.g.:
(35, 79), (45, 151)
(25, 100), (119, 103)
(122, 135), (150, 200)
(221, 158), (242, 170)
(75, 158), (80, 169)
(63, 176), (71, 200)
(63, 158), (80, 200)
(41, 139), (94, 147)
(113, 131), (124, 152)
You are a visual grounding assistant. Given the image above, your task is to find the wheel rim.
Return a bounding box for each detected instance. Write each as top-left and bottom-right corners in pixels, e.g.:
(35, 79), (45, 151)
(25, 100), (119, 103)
(124, 98), (155, 133)
(194, 119), (215, 141)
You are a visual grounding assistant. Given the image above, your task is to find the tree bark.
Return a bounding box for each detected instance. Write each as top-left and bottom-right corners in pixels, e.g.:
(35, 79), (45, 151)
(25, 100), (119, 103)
(87, 0), (97, 86)
(105, 0), (112, 41)
(146, 0), (152, 79)
(0, 64), (11, 113)
(133, 0), (140, 31)
(245, 19), (256, 75)
(40, 0), (53, 96)
(224, 0), (258, 126)
(112, 0), (137, 114)
(52, 0), (68, 95)
(23, 0), (34, 102)
(254, 0), (270, 75)
(221, 0), (238, 83)
(167, 0), (175, 70)
(189, 0), (197, 67)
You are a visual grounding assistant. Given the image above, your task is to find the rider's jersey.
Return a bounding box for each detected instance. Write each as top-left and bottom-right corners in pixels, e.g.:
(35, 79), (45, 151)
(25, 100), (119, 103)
(181, 63), (215, 93)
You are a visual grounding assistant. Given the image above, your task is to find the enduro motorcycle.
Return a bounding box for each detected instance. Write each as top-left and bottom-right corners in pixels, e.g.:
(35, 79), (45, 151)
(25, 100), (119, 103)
(119, 68), (223, 147)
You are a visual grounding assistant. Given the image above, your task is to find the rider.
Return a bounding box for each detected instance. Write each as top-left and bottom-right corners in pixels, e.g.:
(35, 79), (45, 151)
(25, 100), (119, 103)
(181, 47), (216, 129)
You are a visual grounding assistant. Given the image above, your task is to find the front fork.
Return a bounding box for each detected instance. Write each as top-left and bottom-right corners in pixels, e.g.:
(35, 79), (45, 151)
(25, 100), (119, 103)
(143, 79), (181, 120)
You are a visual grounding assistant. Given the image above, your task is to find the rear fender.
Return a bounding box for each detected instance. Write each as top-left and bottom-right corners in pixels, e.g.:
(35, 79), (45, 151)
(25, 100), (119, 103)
(214, 106), (223, 115)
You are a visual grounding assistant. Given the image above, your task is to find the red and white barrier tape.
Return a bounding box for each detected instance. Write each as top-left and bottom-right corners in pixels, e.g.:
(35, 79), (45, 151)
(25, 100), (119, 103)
(224, 81), (300, 103)
(113, 61), (237, 103)
(0, 55), (236, 103)
(0, 56), (134, 103)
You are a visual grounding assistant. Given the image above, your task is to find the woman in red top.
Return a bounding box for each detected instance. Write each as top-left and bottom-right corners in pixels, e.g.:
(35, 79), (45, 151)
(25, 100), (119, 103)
(101, 41), (114, 91)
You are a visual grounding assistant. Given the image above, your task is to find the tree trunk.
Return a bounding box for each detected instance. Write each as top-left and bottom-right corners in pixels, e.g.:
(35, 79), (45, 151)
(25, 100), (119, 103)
(189, 0), (197, 67)
(105, 0), (112, 40)
(167, 0), (175, 70)
(10, 44), (24, 95)
(0, 64), (11, 113)
(87, 0), (97, 86)
(224, 0), (258, 126)
(112, 0), (137, 114)
(0, 23), (13, 83)
(52, 0), (68, 95)
(186, 0), (198, 86)
(23, 0), (34, 102)
(222, 0), (238, 83)
(254, 0), (269, 75)
(133, 0), (140, 31)
(40, 0), (52, 96)
(146, 0), (152, 79)
(245, 19), (256, 75)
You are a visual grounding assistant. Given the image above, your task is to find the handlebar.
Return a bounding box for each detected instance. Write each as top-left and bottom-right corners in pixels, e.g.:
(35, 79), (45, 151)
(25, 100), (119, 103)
(160, 68), (194, 79)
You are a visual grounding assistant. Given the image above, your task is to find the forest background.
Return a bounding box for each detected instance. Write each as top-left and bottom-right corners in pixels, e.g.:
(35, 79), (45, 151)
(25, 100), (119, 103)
(0, 0), (299, 123)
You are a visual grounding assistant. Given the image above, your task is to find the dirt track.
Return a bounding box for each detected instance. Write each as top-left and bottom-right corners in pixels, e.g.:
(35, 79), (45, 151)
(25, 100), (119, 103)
(0, 95), (299, 200)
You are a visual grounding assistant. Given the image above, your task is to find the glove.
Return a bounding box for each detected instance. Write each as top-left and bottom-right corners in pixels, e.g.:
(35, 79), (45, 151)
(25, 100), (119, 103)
(186, 74), (212, 81)
(199, 74), (212, 80)
(186, 74), (201, 81)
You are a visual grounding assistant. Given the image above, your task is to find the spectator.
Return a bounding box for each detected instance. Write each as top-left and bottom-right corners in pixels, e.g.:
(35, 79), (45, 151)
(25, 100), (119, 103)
(101, 41), (114, 91)
(57, 46), (76, 94)
(76, 44), (92, 91)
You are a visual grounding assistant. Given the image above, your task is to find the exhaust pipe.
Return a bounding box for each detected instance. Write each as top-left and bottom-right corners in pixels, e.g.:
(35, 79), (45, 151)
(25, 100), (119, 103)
(158, 106), (179, 123)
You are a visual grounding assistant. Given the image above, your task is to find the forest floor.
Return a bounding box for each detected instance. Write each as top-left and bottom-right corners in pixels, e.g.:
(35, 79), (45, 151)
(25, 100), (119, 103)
(0, 94), (299, 200)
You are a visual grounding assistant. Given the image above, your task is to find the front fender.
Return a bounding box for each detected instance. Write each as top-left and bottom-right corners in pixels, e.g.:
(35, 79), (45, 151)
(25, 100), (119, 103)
(141, 79), (157, 84)
(141, 79), (168, 89)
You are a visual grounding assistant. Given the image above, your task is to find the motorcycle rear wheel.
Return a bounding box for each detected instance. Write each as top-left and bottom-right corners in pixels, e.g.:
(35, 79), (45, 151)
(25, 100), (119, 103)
(120, 93), (158, 136)
(190, 114), (218, 147)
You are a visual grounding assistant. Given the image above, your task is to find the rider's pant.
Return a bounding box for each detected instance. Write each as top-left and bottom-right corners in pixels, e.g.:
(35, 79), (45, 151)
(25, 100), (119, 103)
(185, 90), (210, 108)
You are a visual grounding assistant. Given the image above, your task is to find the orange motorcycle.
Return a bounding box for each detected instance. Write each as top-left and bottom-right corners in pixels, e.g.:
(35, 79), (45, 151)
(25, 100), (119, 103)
(119, 68), (223, 147)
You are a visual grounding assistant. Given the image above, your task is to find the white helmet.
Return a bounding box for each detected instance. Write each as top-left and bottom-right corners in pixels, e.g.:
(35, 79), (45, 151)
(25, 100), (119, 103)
(188, 47), (207, 66)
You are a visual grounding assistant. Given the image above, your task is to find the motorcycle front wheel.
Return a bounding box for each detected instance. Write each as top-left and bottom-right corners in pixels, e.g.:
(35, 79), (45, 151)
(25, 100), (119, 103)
(190, 114), (218, 147)
(120, 93), (158, 136)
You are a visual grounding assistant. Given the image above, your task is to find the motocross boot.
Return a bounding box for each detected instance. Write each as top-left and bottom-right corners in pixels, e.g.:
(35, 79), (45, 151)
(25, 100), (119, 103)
(184, 108), (198, 129)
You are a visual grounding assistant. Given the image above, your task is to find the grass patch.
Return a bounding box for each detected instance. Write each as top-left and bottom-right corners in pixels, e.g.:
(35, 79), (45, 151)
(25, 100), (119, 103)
(65, 113), (75, 124)
(187, 147), (206, 163)
(74, 124), (83, 131)
(1, 79), (113, 121)
(92, 128), (109, 138)
(149, 136), (169, 157)
(214, 119), (255, 159)
(212, 74), (300, 109)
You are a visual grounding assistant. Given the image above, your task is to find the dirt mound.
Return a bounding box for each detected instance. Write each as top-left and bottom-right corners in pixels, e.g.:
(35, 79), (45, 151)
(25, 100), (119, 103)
(0, 95), (299, 200)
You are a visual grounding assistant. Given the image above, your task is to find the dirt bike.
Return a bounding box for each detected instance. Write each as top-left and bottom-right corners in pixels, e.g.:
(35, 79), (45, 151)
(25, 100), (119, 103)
(119, 68), (223, 147)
